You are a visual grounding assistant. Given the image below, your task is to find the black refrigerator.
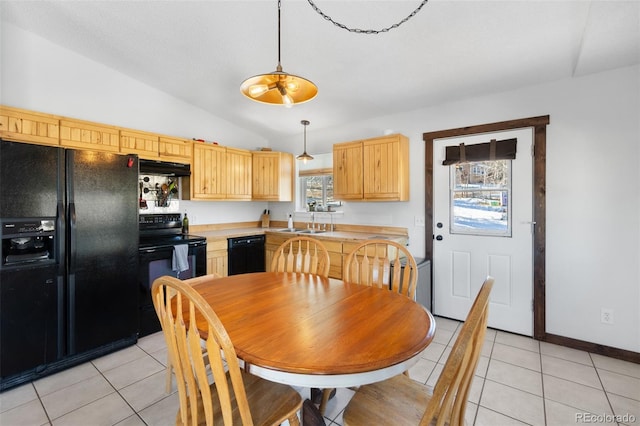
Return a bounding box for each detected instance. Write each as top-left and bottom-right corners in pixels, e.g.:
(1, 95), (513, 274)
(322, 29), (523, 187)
(0, 140), (139, 391)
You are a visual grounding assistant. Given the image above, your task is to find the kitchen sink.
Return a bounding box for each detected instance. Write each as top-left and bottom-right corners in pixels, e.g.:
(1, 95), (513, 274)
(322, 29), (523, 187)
(298, 229), (327, 234)
(276, 228), (327, 234)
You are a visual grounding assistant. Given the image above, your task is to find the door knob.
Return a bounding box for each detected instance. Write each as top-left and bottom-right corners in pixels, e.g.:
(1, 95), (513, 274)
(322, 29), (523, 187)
(435, 235), (443, 241)
(436, 222), (443, 228)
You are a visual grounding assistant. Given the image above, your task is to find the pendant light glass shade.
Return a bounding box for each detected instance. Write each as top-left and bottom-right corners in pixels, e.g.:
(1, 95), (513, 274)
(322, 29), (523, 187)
(297, 120), (314, 163)
(240, 1), (317, 106)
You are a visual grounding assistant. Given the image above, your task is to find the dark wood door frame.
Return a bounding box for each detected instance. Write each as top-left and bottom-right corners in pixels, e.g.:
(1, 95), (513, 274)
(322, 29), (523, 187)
(423, 115), (549, 339)
(424, 116), (640, 363)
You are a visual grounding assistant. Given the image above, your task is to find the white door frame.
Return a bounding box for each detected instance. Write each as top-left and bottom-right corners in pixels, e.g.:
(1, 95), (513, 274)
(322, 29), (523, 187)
(423, 116), (549, 339)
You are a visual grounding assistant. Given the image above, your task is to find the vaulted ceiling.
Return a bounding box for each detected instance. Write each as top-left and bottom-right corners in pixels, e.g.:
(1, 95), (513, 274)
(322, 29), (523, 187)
(2, 1), (639, 141)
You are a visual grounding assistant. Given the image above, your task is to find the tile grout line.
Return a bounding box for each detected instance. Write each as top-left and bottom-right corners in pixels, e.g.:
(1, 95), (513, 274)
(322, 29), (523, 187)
(588, 352), (620, 425)
(31, 382), (53, 426)
(471, 331), (493, 425)
(538, 340), (548, 425)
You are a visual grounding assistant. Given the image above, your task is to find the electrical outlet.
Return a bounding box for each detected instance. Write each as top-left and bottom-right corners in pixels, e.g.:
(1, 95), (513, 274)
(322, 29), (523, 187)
(415, 216), (426, 227)
(601, 308), (614, 325)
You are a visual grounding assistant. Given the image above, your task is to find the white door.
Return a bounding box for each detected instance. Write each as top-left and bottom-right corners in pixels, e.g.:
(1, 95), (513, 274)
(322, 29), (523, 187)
(433, 128), (534, 336)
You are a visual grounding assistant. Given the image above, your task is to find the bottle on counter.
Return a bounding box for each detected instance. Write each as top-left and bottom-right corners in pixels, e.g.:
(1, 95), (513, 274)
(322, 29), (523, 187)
(182, 213), (189, 234)
(288, 214), (294, 230)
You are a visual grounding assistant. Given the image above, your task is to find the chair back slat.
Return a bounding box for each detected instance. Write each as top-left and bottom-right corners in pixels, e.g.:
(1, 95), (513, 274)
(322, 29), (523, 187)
(344, 239), (418, 299)
(420, 277), (494, 426)
(271, 236), (331, 277)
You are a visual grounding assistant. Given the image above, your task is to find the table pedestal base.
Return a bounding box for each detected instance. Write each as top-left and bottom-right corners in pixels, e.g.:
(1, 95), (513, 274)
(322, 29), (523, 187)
(311, 387), (336, 405)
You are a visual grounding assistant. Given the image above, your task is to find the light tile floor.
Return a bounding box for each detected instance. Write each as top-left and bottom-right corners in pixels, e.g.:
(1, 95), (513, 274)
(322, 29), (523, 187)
(1, 316), (639, 426)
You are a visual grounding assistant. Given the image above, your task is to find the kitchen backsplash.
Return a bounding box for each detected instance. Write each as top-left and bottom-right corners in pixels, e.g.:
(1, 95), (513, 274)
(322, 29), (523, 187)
(138, 174), (180, 214)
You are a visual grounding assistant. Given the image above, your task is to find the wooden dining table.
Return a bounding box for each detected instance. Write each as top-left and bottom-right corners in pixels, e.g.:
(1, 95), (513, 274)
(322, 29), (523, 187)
(187, 271), (436, 389)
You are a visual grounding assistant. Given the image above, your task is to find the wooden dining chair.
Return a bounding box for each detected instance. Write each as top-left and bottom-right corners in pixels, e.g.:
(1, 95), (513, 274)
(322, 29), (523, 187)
(152, 275), (303, 426)
(165, 273), (221, 393)
(343, 239), (418, 299)
(342, 277), (494, 426)
(271, 236), (331, 277)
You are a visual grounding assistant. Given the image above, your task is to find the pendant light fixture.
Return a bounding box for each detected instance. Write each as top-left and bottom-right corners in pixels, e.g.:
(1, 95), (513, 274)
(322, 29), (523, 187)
(297, 120), (314, 163)
(240, 0), (318, 106)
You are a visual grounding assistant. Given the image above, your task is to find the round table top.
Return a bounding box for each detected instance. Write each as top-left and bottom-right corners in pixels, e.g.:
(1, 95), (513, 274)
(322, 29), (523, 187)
(189, 271), (436, 387)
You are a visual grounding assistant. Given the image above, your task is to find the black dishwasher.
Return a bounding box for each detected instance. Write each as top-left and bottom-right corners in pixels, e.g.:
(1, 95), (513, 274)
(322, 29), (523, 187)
(228, 235), (266, 275)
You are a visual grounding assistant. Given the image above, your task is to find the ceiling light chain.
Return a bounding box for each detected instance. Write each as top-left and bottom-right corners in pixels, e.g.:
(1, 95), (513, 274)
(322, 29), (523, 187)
(306, 0), (429, 34)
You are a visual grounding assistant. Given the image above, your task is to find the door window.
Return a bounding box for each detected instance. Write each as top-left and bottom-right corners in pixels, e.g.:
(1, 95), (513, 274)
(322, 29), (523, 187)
(450, 159), (511, 236)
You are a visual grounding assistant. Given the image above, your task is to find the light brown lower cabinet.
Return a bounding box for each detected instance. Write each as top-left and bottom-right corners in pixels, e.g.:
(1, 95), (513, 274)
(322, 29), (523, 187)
(206, 239), (228, 277)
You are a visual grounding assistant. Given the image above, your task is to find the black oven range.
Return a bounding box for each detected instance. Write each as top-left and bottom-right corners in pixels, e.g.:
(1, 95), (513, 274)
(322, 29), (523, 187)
(138, 213), (206, 337)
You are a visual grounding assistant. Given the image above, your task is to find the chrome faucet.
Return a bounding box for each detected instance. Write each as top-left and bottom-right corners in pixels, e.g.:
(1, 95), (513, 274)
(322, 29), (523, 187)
(308, 212), (315, 231)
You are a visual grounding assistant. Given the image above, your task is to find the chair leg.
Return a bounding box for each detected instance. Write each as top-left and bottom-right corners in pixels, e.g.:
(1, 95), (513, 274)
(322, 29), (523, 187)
(288, 412), (301, 426)
(319, 388), (333, 415)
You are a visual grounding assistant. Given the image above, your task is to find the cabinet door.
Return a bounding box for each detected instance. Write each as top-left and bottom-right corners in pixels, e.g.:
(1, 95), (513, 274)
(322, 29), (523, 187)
(226, 147), (252, 200)
(363, 135), (409, 201)
(159, 136), (192, 164)
(0, 106), (60, 146)
(252, 152), (293, 201)
(120, 129), (159, 159)
(60, 118), (120, 152)
(192, 143), (226, 199)
(206, 239), (228, 277)
(333, 141), (363, 200)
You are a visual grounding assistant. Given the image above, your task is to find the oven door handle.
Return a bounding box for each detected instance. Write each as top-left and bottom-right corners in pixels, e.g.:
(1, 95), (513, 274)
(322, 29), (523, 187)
(139, 248), (159, 254)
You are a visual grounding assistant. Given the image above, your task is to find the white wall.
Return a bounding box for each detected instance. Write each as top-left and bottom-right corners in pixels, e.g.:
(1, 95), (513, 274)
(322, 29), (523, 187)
(3, 23), (638, 352)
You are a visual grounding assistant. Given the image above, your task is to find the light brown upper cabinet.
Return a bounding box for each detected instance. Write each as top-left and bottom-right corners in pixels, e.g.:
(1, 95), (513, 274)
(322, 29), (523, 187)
(333, 140), (363, 200)
(333, 134), (410, 201)
(191, 143), (227, 200)
(0, 106), (60, 147)
(226, 147), (252, 200)
(60, 118), (120, 152)
(252, 151), (294, 201)
(120, 129), (160, 160)
(158, 136), (192, 164)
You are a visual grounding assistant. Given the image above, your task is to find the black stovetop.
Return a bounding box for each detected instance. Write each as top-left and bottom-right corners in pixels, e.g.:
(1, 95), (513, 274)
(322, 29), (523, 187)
(138, 213), (205, 250)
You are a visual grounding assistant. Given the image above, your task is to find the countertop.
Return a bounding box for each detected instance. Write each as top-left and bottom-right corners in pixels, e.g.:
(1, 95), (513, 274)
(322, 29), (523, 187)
(191, 227), (407, 243)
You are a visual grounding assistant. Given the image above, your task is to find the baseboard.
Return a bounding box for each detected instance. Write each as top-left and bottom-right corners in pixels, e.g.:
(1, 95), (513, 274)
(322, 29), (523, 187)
(542, 333), (640, 364)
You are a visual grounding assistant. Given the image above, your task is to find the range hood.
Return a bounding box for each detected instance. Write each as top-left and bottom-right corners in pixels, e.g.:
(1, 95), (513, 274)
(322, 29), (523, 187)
(139, 159), (190, 177)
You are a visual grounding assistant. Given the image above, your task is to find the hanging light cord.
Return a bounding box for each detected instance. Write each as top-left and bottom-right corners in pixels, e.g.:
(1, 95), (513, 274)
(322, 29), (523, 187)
(276, 0), (282, 70)
(306, 0), (429, 34)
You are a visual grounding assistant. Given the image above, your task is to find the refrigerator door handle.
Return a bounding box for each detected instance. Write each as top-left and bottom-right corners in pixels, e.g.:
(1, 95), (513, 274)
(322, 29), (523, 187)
(57, 201), (66, 275)
(69, 202), (76, 272)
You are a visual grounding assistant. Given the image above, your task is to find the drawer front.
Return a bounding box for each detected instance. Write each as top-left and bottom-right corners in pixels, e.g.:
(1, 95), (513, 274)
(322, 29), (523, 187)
(206, 239), (227, 252)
